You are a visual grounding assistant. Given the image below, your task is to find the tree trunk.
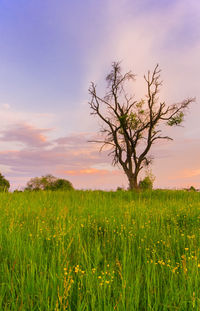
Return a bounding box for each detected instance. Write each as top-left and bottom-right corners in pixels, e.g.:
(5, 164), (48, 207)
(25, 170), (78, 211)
(128, 174), (138, 190)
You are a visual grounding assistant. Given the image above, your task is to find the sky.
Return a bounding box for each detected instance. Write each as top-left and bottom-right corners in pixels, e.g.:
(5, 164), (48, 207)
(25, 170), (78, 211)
(0, 0), (200, 190)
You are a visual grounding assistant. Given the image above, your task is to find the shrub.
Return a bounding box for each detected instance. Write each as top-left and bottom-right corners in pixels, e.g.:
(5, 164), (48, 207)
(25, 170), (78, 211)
(139, 170), (155, 190)
(116, 187), (124, 191)
(139, 176), (153, 190)
(189, 186), (196, 192)
(0, 173), (10, 192)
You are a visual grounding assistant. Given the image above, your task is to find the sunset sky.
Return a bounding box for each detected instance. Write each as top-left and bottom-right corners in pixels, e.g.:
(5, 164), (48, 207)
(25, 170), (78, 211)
(0, 0), (200, 190)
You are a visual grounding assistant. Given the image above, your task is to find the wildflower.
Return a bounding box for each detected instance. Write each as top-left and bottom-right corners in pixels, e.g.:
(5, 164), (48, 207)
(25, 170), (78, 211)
(172, 267), (178, 273)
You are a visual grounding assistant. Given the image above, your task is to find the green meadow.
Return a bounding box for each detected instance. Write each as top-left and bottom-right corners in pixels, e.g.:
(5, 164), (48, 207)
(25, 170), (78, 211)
(1, 190), (200, 310)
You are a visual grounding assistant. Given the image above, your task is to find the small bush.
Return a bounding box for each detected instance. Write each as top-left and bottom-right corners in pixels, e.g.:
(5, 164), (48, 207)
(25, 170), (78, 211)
(139, 169), (155, 190)
(116, 187), (124, 191)
(189, 186), (196, 192)
(139, 176), (153, 190)
(0, 173), (10, 192)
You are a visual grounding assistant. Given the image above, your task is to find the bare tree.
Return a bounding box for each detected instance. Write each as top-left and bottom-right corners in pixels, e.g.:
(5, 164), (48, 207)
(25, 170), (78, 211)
(89, 62), (195, 190)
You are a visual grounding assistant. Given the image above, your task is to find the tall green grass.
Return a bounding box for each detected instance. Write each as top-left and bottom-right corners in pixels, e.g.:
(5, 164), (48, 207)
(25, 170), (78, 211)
(1, 190), (200, 310)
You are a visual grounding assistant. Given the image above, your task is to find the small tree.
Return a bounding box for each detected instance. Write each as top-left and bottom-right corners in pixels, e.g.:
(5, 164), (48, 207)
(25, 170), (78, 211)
(89, 62), (195, 190)
(46, 179), (74, 191)
(25, 174), (73, 191)
(0, 173), (10, 192)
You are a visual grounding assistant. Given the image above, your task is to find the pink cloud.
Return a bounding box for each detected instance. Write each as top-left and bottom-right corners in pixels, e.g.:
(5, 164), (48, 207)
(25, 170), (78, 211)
(0, 129), (120, 189)
(61, 168), (109, 176)
(0, 123), (52, 147)
(184, 169), (200, 178)
(167, 168), (200, 181)
(55, 132), (91, 146)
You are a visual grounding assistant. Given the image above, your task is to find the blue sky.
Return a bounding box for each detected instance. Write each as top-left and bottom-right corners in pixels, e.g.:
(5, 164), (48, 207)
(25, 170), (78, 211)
(0, 0), (200, 190)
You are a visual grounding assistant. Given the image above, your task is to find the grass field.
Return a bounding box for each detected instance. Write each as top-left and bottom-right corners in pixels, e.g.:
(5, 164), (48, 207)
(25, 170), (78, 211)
(1, 190), (200, 310)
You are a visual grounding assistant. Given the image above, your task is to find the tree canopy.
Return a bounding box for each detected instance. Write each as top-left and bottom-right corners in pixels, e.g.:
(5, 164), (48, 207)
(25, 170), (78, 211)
(25, 174), (74, 191)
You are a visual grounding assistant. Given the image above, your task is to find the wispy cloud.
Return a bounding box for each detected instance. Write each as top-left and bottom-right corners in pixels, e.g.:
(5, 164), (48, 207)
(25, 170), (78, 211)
(61, 168), (109, 176)
(0, 126), (120, 189)
(0, 123), (51, 148)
